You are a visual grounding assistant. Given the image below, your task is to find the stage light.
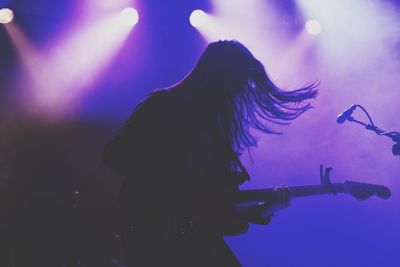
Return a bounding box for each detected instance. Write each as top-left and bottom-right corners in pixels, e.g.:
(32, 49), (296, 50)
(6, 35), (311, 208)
(190, 9), (207, 28)
(0, 8), (14, 24)
(119, 7), (139, 26)
(305, 19), (322, 35)
(6, 11), (136, 116)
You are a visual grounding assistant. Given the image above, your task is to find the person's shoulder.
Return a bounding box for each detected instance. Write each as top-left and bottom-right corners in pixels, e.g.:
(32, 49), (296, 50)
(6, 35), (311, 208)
(147, 88), (170, 100)
(130, 88), (185, 124)
(132, 89), (170, 112)
(145, 88), (184, 112)
(145, 88), (175, 105)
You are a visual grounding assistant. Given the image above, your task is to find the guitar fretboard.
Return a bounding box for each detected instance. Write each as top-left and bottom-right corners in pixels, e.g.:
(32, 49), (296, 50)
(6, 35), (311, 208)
(235, 183), (345, 203)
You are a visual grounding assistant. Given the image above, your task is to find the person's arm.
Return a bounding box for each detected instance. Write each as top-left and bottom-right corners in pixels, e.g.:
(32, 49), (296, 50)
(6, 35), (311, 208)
(183, 129), (250, 236)
(236, 185), (293, 225)
(180, 184), (292, 237)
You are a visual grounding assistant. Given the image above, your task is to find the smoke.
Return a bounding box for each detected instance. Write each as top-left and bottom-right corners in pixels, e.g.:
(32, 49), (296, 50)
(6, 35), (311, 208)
(238, 0), (400, 191)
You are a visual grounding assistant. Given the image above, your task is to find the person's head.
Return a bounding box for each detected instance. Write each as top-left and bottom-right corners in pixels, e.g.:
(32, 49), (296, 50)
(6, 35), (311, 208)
(179, 40), (318, 152)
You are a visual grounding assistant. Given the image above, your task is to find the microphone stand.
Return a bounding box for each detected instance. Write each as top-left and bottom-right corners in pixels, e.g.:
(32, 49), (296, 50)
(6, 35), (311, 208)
(345, 105), (400, 157)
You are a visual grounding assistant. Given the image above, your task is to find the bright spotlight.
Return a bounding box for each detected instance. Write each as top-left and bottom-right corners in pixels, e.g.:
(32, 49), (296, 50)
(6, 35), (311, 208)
(119, 7), (139, 26)
(305, 19), (322, 35)
(190, 9), (207, 28)
(0, 8), (14, 24)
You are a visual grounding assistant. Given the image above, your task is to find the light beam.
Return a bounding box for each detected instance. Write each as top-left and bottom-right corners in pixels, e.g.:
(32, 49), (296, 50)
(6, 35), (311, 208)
(4, 11), (137, 118)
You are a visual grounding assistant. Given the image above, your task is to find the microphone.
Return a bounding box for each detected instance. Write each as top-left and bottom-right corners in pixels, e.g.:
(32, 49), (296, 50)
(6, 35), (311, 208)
(336, 104), (357, 124)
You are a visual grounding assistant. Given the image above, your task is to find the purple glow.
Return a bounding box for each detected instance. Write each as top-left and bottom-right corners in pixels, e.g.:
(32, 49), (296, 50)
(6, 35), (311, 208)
(6, 12), (135, 118)
(4, 21), (43, 111)
(198, 0), (319, 86)
(84, 0), (133, 13)
(2, 0), (399, 266)
(192, 1), (400, 265)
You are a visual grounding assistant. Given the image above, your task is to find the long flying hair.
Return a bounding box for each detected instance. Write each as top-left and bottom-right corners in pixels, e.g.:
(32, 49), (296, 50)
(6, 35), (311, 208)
(180, 40), (318, 153)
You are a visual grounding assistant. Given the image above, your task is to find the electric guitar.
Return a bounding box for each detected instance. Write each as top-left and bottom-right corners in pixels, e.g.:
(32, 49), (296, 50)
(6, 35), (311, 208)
(170, 166), (391, 241)
(233, 165), (391, 219)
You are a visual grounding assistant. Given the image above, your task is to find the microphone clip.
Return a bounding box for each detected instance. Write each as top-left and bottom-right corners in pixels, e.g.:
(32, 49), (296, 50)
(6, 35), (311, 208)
(392, 143), (400, 156)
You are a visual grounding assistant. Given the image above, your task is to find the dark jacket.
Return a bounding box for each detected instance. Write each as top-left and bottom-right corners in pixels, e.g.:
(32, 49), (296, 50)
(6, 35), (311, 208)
(102, 89), (243, 266)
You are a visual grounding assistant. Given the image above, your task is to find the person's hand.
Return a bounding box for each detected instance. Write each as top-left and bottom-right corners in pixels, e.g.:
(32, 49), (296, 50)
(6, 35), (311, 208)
(245, 185), (292, 225)
(271, 185), (292, 210)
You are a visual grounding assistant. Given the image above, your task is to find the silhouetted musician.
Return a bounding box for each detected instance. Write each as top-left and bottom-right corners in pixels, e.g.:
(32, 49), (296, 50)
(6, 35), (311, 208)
(103, 40), (318, 267)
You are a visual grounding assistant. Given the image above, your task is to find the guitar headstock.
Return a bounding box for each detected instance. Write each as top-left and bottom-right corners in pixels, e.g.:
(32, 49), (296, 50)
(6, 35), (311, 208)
(343, 181), (391, 200)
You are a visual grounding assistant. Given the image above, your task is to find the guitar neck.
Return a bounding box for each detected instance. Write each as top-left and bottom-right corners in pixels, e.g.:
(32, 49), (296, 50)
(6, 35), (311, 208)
(235, 183), (345, 203)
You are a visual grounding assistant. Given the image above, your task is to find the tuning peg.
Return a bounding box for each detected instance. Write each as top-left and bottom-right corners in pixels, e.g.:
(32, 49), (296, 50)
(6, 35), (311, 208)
(319, 165), (324, 184)
(320, 165), (332, 185)
(319, 165), (336, 195)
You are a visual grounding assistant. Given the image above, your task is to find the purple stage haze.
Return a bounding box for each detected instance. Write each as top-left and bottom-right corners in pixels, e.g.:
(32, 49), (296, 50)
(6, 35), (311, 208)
(0, 0), (399, 266)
